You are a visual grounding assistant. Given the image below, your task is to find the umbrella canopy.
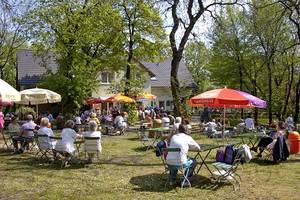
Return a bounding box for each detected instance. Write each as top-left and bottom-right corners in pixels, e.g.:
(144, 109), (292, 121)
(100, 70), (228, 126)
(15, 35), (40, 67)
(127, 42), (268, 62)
(136, 92), (156, 101)
(188, 88), (267, 143)
(0, 79), (21, 105)
(238, 91), (267, 108)
(190, 88), (250, 106)
(18, 88), (61, 105)
(104, 93), (135, 103)
(86, 97), (103, 105)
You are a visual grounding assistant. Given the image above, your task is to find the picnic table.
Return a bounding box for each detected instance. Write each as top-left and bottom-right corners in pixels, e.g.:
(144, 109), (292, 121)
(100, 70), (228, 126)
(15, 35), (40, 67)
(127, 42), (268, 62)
(231, 132), (267, 148)
(192, 143), (224, 175)
(144, 127), (171, 150)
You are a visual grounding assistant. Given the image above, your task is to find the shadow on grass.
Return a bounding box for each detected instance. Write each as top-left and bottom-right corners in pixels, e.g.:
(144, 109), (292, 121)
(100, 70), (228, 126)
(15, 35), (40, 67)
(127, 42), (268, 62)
(126, 137), (139, 141)
(130, 173), (219, 192)
(130, 173), (175, 192)
(132, 146), (153, 152)
(251, 158), (277, 166)
(4, 155), (87, 171)
(0, 149), (14, 156)
(98, 155), (161, 167)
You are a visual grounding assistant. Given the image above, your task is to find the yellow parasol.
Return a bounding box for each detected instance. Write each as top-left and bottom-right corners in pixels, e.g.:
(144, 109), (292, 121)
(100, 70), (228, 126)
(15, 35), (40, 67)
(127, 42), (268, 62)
(136, 92), (156, 101)
(104, 93), (135, 103)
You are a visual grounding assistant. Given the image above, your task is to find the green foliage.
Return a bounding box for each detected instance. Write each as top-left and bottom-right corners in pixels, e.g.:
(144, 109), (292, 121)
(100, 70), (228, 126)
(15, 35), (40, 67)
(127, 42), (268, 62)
(109, 63), (148, 96)
(27, 0), (125, 115)
(118, 0), (167, 61)
(184, 41), (212, 92)
(15, 106), (36, 120)
(124, 103), (138, 125)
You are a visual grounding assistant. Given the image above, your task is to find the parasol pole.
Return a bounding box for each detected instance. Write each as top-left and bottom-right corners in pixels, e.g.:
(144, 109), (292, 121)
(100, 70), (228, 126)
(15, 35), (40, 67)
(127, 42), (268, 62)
(36, 104), (39, 118)
(223, 105), (226, 144)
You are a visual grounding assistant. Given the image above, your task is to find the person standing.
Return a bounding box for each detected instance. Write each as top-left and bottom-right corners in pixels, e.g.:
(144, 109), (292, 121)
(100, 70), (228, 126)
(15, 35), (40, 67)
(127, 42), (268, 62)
(285, 114), (294, 130)
(0, 106), (4, 133)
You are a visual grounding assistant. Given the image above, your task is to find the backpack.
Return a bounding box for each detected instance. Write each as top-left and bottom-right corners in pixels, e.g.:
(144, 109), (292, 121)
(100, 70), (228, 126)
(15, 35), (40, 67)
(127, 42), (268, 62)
(224, 145), (237, 164)
(216, 148), (225, 162)
(155, 140), (167, 157)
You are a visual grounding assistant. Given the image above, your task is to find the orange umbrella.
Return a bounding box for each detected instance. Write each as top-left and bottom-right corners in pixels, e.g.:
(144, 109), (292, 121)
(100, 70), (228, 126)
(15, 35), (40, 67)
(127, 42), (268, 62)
(104, 93), (135, 103)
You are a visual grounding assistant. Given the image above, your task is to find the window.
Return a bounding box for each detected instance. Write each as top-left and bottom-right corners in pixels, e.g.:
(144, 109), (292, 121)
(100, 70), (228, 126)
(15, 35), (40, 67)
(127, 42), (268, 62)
(101, 72), (113, 84)
(159, 101), (165, 108)
(166, 100), (171, 107)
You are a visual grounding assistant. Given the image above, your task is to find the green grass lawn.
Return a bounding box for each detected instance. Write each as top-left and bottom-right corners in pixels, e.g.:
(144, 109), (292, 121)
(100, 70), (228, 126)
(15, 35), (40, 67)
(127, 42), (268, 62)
(0, 133), (299, 200)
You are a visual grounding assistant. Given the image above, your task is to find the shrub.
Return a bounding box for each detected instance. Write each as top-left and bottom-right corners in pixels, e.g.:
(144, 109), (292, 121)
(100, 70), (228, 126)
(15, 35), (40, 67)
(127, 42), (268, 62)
(15, 106), (36, 120)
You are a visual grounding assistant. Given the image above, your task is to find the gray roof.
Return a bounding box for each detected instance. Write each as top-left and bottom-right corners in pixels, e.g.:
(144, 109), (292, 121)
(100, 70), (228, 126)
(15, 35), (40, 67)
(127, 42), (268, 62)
(141, 59), (195, 88)
(17, 49), (58, 85)
(17, 50), (195, 88)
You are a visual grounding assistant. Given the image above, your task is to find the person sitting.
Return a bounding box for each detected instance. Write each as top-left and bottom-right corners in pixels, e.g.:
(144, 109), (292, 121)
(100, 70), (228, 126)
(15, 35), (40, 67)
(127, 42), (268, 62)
(37, 117), (56, 150)
(54, 120), (82, 166)
(205, 119), (218, 136)
(89, 113), (100, 126)
(166, 124), (200, 186)
(83, 121), (102, 163)
(174, 117), (182, 130)
(235, 119), (246, 133)
(145, 113), (153, 128)
(114, 112), (127, 131)
(245, 115), (255, 130)
(253, 121), (286, 157)
(8, 116), (21, 134)
(161, 113), (170, 129)
(168, 113), (175, 126)
(153, 114), (162, 128)
(12, 114), (37, 154)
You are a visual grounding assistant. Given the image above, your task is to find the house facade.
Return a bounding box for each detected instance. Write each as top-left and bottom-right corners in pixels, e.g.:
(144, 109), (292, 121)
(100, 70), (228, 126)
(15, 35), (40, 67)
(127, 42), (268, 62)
(16, 49), (195, 112)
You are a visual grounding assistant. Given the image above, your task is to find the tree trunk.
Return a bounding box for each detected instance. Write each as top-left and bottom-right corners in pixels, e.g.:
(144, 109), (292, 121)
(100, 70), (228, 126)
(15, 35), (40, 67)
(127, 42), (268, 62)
(125, 33), (133, 96)
(125, 51), (132, 96)
(294, 77), (300, 123)
(267, 64), (273, 124)
(238, 55), (244, 119)
(282, 64), (294, 117)
(170, 55), (183, 116)
(253, 85), (258, 125)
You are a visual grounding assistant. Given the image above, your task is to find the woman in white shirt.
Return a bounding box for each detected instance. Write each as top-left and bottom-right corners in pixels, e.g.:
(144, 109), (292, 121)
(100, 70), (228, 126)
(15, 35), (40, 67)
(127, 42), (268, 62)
(83, 121), (102, 163)
(37, 117), (55, 150)
(55, 120), (81, 165)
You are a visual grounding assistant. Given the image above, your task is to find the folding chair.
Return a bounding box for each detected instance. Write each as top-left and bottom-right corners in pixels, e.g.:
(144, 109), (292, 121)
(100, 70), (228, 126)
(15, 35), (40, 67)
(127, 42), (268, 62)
(136, 127), (152, 149)
(84, 136), (101, 161)
(162, 147), (192, 188)
(35, 134), (54, 161)
(23, 129), (38, 152)
(50, 136), (72, 168)
(1, 130), (14, 149)
(211, 147), (244, 191)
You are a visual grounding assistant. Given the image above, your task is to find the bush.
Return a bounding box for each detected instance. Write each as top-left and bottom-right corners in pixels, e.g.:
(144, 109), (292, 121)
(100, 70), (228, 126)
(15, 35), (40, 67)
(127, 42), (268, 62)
(15, 106), (36, 120)
(124, 103), (138, 125)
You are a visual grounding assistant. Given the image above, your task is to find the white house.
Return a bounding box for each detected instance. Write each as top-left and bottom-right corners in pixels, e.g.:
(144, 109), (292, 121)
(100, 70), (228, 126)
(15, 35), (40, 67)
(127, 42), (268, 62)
(16, 49), (195, 112)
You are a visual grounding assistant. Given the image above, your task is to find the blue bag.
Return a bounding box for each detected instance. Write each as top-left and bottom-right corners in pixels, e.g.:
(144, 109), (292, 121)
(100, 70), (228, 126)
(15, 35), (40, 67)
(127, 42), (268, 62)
(224, 145), (237, 164)
(216, 148), (225, 162)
